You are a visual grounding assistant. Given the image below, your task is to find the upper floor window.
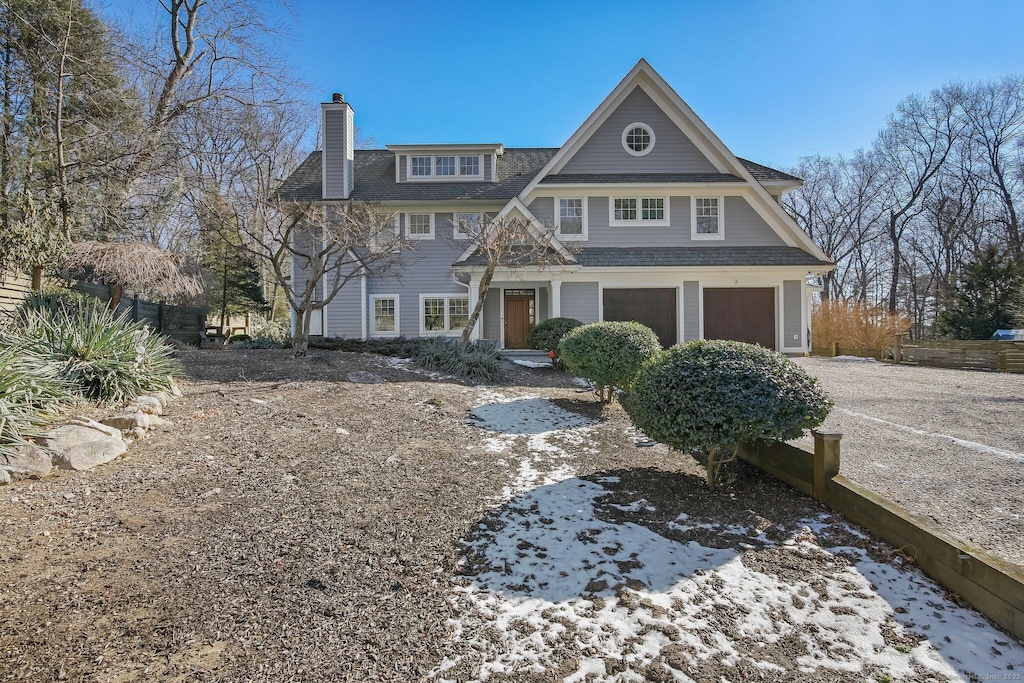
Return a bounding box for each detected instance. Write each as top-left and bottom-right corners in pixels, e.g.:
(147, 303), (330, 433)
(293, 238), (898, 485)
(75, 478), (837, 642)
(407, 154), (483, 181)
(411, 156), (432, 176)
(460, 155), (480, 176)
(406, 213), (434, 239)
(454, 211), (482, 239)
(610, 196), (669, 227)
(436, 156), (456, 176)
(622, 122), (655, 156)
(557, 198), (585, 239)
(692, 196), (724, 240)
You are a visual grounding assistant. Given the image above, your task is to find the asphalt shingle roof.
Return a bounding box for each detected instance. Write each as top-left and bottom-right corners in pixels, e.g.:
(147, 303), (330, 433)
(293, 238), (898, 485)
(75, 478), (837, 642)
(275, 149), (801, 203)
(574, 246), (830, 268)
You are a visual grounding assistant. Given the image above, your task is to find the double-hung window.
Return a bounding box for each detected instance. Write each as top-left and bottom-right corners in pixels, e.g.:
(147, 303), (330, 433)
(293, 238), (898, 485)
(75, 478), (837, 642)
(459, 155), (480, 177)
(610, 196), (669, 227)
(411, 156), (432, 177)
(435, 156), (456, 176)
(557, 198), (585, 239)
(407, 154), (483, 180)
(691, 197), (723, 239)
(454, 211), (482, 239)
(421, 295), (471, 335)
(372, 296), (399, 336)
(406, 213), (433, 239)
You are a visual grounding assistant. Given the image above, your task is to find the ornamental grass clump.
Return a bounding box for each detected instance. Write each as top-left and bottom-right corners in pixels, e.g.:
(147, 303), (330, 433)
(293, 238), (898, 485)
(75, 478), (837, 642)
(0, 340), (72, 463)
(412, 338), (505, 384)
(625, 339), (832, 490)
(558, 321), (661, 403)
(15, 297), (181, 403)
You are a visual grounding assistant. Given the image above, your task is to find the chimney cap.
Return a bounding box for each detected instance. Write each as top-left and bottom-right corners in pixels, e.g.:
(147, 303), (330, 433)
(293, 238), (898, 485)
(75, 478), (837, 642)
(331, 92), (344, 104)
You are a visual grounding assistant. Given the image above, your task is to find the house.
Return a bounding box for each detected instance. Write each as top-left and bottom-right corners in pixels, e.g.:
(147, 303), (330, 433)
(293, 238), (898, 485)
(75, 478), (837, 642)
(278, 59), (833, 352)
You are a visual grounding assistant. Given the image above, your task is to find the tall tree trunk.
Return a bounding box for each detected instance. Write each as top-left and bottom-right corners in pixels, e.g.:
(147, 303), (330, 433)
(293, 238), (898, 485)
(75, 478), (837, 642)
(887, 212), (901, 313)
(293, 305), (311, 357)
(460, 263), (497, 347)
(53, 1), (72, 241)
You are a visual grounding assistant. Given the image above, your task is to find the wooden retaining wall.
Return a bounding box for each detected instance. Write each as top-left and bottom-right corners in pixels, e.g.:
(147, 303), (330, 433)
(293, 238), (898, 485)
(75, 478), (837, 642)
(738, 435), (1024, 641)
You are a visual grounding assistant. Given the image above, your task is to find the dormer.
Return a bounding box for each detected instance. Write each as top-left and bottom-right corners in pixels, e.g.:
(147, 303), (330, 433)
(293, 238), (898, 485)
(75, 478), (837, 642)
(386, 144), (504, 183)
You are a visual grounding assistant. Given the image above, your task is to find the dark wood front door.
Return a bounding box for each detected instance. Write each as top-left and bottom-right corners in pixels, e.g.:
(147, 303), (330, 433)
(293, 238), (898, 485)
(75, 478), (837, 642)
(602, 288), (677, 347)
(504, 289), (536, 349)
(703, 287), (776, 349)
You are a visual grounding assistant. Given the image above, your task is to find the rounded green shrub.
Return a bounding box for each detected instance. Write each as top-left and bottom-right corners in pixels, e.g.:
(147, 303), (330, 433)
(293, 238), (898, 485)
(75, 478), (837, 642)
(558, 321), (661, 402)
(526, 317), (583, 353)
(625, 339), (832, 488)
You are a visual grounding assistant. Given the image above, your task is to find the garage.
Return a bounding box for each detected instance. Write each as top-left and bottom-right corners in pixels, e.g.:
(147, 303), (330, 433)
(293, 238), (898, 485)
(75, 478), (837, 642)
(602, 288), (677, 347)
(703, 287), (776, 349)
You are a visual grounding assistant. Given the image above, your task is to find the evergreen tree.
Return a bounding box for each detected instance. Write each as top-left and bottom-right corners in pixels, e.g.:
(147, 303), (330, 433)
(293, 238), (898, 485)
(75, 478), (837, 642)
(938, 246), (1024, 339)
(199, 195), (267, 329)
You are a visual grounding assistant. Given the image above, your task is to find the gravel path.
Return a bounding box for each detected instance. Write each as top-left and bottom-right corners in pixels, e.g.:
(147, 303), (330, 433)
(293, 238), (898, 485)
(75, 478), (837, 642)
(793, 357), (1024, 567)
(1, 349), (1021, 681)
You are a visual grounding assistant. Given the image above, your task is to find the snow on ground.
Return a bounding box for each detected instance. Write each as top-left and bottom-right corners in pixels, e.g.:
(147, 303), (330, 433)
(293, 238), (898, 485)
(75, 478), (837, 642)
(432, 389), (1024, 681)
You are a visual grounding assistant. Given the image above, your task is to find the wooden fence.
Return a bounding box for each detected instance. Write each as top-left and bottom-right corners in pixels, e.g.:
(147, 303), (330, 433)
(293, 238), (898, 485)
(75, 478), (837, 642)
(738, 434), (1024, 641)
(72, 282), (205, 346)
(0, 272), (32, 314)
(812, 338), (1024, 373)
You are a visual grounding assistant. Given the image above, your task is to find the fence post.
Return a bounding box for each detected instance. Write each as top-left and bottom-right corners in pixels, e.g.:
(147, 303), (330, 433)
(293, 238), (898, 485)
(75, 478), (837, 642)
(158, 301), (165, 333)
(893, 335), (902, 364)
(831, 341), (839, 357)
(812, 430), (842, 504)
(132, 295), (140, 322)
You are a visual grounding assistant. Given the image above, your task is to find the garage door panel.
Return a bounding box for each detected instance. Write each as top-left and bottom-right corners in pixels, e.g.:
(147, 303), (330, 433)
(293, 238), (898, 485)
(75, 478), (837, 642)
(602, 288), (677, 347)
(703, 288), (775, 349)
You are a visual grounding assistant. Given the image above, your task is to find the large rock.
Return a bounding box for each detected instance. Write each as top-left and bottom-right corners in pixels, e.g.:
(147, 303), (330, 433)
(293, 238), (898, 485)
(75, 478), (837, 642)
(1, 445), (52, 479)
(169, 380), (183, 399)
(101, 411), (150, 432)
(128, 396), (163, 415)
(40, 419), (127, 471)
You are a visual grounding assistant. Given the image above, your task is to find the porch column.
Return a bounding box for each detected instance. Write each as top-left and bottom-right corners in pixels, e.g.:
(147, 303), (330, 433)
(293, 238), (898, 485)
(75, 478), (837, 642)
(469, 277), (482, 341)
(551, 280), (562, 318)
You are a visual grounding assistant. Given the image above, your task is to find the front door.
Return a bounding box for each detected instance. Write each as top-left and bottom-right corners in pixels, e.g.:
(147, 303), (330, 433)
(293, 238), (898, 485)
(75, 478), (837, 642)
(503, 289), (536, 349)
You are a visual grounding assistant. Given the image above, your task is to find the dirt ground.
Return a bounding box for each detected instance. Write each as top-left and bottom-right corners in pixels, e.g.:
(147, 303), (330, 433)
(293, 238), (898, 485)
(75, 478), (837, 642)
(793, 356), (1024, 567)
(1, 349), (1021, 682)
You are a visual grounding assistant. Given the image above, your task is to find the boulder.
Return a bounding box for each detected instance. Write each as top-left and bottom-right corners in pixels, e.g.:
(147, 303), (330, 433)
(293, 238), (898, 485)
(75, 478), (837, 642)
(40, 419), (127, 471)
(347, 371), (385, 384)
(101, 411), (150, 432)
(1, 445), (52, 479)
(147, 392), (170, 409)
(169, 380), (183, 398)
(128, 396), (163, 415)
(147, 415), (172, 429)
(0, 468), (9, 485)
(130, 426), (147, 441)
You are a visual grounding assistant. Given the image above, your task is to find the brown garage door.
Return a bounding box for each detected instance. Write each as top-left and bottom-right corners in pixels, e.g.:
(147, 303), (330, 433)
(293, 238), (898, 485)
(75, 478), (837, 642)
(602, 288), (677, 347)
(703, 288), (776, 349)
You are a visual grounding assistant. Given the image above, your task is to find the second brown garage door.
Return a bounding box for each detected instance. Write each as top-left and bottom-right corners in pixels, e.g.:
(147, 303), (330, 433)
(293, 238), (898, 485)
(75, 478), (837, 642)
(602, 288), (677, 347)
(703, 288), (776, 349)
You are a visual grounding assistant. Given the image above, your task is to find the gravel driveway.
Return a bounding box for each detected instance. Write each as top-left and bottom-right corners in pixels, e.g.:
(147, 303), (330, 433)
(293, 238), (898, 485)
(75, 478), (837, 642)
(793, 357), (1024, 567)
(1, 350), (1022, 681)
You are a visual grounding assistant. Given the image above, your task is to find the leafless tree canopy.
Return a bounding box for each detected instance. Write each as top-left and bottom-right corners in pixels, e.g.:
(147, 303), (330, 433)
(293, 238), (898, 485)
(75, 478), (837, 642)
(64, 239), (204, 305)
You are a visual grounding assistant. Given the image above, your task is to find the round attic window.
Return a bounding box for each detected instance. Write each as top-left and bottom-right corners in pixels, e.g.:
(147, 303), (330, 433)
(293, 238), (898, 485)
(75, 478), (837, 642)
(622, 123), (654, 156)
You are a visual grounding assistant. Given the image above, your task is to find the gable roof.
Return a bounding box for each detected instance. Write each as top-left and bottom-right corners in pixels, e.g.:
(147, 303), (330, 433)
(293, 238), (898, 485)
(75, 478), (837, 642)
(276, 148), (557, 203)
(517, 59), (827, 261)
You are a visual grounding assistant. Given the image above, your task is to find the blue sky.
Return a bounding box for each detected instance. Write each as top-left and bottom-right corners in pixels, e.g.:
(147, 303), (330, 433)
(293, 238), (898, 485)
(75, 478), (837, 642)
(107, 0), (1024, 170)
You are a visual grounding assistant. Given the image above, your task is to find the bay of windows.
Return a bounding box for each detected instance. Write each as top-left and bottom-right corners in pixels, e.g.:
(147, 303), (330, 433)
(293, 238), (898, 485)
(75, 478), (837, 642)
(611, 196), (668, 225)
(422, 295), (470, 334)
(409, 154), (483, 179)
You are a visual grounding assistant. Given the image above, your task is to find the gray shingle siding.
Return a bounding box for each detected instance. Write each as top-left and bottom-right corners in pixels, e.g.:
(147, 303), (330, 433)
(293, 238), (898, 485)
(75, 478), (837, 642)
(721, 196), (787, 247)
(683, 281), (700, 341)
(560, 87), (720, 175)
(561, 282), (599, 323)
(783, 280), (802, 347)
(541, 173), (743, 184)
(323, 275), (363, 338)
(323, 109), (350, 199)
(483, 287), (501, 342)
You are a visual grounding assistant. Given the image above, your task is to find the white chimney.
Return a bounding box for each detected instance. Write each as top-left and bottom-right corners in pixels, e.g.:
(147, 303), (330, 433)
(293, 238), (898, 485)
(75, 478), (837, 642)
(321, 92), (354, 199)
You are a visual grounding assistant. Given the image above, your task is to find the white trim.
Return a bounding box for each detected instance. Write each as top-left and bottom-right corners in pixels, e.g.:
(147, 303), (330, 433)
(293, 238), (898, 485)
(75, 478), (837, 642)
(418, 293), (471, 337)
(404, 212), (435, 240)
(551, 280), (562, 318)
(554, 197), (588, 241)
(621, 122), (655, 157)
(690, 195), (725, 240)
(360, 273), (367, 339)
(369, 294), (400, 337)
(608, 196), (670, 228)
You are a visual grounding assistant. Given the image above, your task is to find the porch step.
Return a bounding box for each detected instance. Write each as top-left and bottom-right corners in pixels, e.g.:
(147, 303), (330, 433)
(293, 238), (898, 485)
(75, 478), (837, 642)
(499, 349), (553, 367)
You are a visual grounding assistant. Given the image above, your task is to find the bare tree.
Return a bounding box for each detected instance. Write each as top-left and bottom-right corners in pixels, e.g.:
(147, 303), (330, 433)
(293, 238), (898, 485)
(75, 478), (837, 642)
(448, 212), (576, 346)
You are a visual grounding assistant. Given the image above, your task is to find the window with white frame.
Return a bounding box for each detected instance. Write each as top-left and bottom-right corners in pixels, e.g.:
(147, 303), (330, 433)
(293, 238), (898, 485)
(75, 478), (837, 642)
(610, 196), (669, 226)
(621, 122), (655, 156)
(435, 156), (456, 176)
(421, 295), (470, 335)
(692, 197), (723, 239)
(411, 156), (432, 177)
(406, 213), (433, 239)
(454, 211), (482, 239)
(459, 155), (480, 176)
(372, 296), (398, 335)
(557, 198), (585, 238)
(407, 154), (483, 181)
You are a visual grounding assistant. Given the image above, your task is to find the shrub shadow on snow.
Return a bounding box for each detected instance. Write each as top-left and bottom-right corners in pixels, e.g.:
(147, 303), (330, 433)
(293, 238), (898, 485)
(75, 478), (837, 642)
(466, 397), (601, 435)
(458, 468), (748, 601)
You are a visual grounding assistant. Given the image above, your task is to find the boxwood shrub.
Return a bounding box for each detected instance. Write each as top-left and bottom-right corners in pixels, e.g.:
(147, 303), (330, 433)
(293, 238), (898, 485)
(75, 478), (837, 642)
(558, 321), (661, 402)
(625, 339), (832, 489)
(526, 317), (583, 353)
